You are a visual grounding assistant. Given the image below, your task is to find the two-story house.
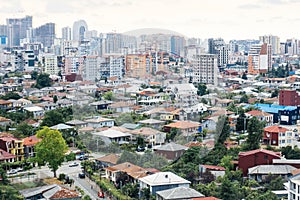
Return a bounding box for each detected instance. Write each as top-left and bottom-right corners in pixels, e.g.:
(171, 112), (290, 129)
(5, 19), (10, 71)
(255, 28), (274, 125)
(164, 121), (201, 136)
(139, 171), (190, 195)
(0, 134), (24, 161)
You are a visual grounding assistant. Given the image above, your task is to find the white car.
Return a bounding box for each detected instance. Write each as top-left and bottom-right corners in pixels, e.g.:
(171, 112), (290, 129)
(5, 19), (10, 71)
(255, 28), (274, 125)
(69, 162), (79, 167)
(7, 169), (17, 175)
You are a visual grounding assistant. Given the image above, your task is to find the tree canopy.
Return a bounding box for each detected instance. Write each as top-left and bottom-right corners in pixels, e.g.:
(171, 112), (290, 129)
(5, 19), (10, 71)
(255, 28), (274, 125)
(41, 110), (64, 127)
(35, 73), (51, 89)
(35, 127), (68, 177)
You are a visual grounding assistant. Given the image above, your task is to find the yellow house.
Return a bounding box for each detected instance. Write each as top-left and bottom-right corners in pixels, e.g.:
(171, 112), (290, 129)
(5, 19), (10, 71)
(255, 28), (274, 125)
(0, 134), (24, 161)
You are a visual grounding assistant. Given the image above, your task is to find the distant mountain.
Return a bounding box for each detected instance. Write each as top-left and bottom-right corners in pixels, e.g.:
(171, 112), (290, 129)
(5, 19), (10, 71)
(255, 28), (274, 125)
(123, 28), (185, 37)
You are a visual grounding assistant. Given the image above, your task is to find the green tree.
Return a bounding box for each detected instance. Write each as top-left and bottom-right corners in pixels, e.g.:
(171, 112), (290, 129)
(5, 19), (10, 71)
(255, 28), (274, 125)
(197, 84), (209, 96)
(240, 94), (249, 103)
(215, 115), (230, 145)
(236, 111), (247, 132)
(41, 110), (64, 127)
(166, 127), (180, 142)
(35, 73), (51, 89)
(243, 117), (264, 151)
(102, 91), (115, 101)
(0, 185), (23, 199)
(53, 95), (58, 103)
(219, 176), (239, 200)
(220, 155), (233, 171)
(31, 71), (38, 80)
(35, 127), (68, 177)
(242, 73), (248, 80)
(265, 175), (284, 190)
(0, 92), (21, 100)
(13, 122), (34, 138)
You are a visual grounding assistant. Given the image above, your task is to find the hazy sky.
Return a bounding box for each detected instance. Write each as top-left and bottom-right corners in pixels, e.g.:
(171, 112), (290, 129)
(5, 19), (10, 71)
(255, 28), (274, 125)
(1, 0), (300, 41)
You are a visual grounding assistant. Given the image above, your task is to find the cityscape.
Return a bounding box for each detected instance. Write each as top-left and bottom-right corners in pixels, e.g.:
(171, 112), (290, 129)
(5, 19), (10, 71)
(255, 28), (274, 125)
(0, 4), (300, 200)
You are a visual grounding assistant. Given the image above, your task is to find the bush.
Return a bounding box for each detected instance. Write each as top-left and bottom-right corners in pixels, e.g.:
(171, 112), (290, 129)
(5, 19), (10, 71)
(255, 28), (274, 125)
(58, 173), (66, 181)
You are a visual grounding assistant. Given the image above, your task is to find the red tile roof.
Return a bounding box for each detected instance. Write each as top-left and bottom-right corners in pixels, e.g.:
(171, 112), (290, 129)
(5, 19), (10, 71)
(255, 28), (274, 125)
(50, 186), (81, 199)
(0, 149), (16, 160)
(239, 149), (281, 158)
(96, 154), (120, 165)
(23, 135), (41, 146)
(264, 125), (288, 133)
(200, 164), (226, 171)
(164, 121), (200, 129)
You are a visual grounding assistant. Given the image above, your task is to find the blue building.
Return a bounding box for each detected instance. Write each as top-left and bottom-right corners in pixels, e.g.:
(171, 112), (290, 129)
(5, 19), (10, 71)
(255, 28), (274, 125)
(245, 104), (300, 125)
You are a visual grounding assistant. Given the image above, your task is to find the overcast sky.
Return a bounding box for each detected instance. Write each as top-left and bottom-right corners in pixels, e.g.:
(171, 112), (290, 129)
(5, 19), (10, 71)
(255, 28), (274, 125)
(0, 0), (299, 41)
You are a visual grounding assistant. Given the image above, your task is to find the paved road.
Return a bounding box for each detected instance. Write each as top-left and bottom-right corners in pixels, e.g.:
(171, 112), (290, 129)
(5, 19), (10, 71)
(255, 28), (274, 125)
(9, 161), (103, 199)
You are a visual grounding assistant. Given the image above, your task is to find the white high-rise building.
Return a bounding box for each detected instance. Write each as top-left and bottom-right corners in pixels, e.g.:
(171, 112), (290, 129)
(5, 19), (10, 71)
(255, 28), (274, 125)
(82, 56), (100, 81)
(72, 20), (88, 43)
(259, 35), (280, 55)
(191, 54), (218, 86)
(62, 27), (72, 41)
(42, 54), (59, 75)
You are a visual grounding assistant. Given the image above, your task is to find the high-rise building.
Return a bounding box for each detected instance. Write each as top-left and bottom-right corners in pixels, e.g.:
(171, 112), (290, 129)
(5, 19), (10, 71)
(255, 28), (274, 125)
(125, 54), (153, 78)
(35, 23), (55, 48)
(191, 54), (218, 85)
(42, 54), (59, 75)
(207, 38), (228, 67)
(170, 36), (185, 56)
(6, 16), (32, 47)
(248, 43), (272, 74)
(286, 38), (299, 55)
(105, 33), (122, 54)
(82, 56), (100, 81)
(259, 35), (280, 55)
(62, 27), (72, 41)
(73, 20), (88, 43)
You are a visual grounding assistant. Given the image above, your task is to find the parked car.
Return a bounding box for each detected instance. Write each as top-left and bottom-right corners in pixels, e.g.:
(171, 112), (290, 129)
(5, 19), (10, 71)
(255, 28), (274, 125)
(7, 169), (17, 175)
(136, 146), (145, 152)
(78, 172), (85, 178)
(69, 162), (79, 167)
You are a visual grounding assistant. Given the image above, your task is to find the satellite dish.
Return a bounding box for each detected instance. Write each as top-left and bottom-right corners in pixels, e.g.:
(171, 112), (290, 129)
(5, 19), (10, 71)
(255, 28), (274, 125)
(266, 133), (270, 138)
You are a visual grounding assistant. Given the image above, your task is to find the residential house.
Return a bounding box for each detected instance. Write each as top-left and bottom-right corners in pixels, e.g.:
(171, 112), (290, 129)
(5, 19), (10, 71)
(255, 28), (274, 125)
(0, 135), (24, 161)
(90, 100), (113, 111)
(245, 110), (273, 126)
(263, 125), (289, 147)
(139, 171), (190, 195)
(23, 106), (44, 119)
(0, 100), (13, 110)
(121, 123), (141, 130)
(0, 149), (16, 163)
(278, 125), (300, 148)
(131, 127), (166, 145)
(95, 154), (120, 168)
(85, 117), (114, 128)
(199, 164), (226, 180)
(156, 187), (204, 200)
(23, 135), (41, 159)
(248, 165), (296, 182)
(8, 98), (32, 109)
(138, 119), (165, 130)
(19, 184), (81, 200)
(0, 117), (11, 127)
(287, 173), (300, 200)
(245, 103), (299, 125)
(108, 101), (135, 113)
(65, 119), (88, 128)
(92, 129), (131, 145)
(238, 149), (282, 177)
(105, 162), (149, 185)
(164, 121), (201, 136)
(154, 142), (188, 161)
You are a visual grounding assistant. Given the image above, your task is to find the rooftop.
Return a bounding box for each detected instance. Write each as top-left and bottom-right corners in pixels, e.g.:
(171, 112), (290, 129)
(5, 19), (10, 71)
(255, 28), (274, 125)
(139, 171), (190, 186)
